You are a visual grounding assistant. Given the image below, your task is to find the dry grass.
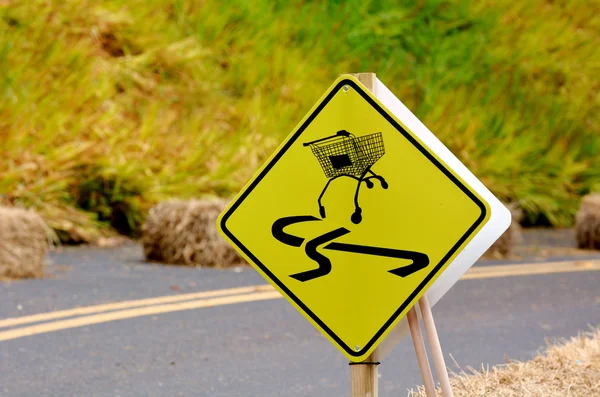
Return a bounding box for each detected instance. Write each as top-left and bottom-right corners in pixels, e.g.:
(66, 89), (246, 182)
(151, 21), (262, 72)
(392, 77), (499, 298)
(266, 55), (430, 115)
(0, 206), (52, 279)
(142, 199), (244, 267)
(409, 328), (600, 396)
(576, 194), (600, 250)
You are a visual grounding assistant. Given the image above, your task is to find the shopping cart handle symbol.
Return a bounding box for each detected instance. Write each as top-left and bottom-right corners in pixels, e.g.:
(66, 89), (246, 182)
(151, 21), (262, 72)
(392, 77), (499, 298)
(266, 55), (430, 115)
(272, 215), (430, 282)
(303, 130), (351, 146)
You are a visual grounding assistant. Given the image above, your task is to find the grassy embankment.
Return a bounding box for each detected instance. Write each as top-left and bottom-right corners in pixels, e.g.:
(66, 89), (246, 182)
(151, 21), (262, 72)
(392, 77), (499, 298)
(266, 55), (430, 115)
(1, 0), (598, 242)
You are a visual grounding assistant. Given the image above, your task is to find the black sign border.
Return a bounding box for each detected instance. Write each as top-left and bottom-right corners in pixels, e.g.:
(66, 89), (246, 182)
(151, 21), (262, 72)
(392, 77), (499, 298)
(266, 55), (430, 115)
(220, 78), (487, 358)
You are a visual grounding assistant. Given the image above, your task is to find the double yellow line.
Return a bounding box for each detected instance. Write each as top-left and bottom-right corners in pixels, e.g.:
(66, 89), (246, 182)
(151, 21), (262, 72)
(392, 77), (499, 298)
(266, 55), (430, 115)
(0, 259), (598, 343)
(0, 285), (281, 342)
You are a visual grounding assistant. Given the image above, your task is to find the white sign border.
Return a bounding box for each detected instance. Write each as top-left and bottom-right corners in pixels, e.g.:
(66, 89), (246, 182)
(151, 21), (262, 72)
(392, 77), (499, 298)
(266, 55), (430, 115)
(373, 78), (512, 360)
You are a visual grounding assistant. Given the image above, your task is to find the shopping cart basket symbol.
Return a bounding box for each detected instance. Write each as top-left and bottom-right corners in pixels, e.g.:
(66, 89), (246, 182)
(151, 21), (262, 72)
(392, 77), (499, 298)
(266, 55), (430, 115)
(303, 130), (388, 224)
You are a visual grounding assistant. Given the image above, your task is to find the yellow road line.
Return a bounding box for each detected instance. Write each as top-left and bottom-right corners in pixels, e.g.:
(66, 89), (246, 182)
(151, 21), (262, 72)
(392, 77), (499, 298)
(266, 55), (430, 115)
(0, 259), (598, 343)
(0, 284), (273, 329)
(0, 290), (282, 342)
(461, 260), (600, 280)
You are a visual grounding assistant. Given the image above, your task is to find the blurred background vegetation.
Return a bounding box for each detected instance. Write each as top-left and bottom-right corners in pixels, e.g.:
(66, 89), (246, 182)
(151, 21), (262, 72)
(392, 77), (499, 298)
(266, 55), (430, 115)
(0, 0), (598, 242)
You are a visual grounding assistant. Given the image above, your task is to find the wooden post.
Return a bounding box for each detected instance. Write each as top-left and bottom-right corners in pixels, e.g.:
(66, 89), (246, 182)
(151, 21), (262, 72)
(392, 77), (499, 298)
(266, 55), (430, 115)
(353, 72), (377, 94)
(419, 295), (453, 397)
(407, 307), (437, 397)
(349, 73), (380, 397)
(350, 354), (379, 397)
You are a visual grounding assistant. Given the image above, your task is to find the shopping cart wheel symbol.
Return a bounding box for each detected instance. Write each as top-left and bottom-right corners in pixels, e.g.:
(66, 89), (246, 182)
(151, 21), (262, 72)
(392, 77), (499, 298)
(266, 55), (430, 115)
(304, 130), (387, 224)
(351, 208), (362, 224)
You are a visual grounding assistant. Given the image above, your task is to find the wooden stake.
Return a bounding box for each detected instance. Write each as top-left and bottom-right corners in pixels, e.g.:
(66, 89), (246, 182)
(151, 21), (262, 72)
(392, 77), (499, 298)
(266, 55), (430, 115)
(419, 295), (454, 397)
(407, 307), (436, 397)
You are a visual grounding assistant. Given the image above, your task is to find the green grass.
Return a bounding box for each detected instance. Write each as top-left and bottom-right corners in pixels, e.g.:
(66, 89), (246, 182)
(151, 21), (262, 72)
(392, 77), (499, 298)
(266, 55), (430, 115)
(1, 0), (598, 241)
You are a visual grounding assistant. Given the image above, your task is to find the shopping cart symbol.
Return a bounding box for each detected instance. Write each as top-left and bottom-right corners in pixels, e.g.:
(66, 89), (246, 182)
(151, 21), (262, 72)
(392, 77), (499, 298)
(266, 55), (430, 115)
(304, 130), (388, 224)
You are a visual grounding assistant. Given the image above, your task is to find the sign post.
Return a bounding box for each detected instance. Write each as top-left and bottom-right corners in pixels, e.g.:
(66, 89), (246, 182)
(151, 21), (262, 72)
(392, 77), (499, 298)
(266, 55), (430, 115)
(350, 73), (441, 397)
(353, 73), (454, 397)
(348, 73), (380, 397)
(217, 73), (511, 394)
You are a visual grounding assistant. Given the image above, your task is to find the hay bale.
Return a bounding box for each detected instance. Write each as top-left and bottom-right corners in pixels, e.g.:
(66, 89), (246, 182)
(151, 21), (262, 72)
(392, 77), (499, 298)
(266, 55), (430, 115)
(485, 202), (522, 258)
(575, 193), (600, 250)
(409, 328), (600, 396)
(0, 206), (50, 279)
(142, 199), (245, 267)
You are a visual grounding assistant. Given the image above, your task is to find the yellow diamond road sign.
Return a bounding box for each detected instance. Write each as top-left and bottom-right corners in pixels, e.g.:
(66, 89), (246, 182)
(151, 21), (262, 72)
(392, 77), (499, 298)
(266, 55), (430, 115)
(218, 75), (491, 362)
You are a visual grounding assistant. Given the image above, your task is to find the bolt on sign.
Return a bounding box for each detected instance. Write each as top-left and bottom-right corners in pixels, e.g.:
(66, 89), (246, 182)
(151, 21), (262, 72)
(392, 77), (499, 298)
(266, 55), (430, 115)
(218, 74), (509, 362)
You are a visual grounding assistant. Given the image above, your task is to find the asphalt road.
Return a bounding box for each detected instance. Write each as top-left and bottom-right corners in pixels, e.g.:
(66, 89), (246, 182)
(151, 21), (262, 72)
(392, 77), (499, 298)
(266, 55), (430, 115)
(1, 231), (599, 397)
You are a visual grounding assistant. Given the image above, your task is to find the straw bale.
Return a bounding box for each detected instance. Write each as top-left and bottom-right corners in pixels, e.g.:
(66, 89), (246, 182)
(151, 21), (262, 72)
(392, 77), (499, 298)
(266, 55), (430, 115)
(575, 194), (600, 250)
(142, 199), (244, 267)
(0, 206), (50, 279)
(409, 328), (600, 396)
(485, 202), (522, 258)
